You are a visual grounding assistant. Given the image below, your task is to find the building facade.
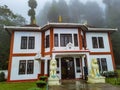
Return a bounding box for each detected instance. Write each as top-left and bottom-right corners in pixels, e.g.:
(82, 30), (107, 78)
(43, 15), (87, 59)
(5, 23), (117, 82)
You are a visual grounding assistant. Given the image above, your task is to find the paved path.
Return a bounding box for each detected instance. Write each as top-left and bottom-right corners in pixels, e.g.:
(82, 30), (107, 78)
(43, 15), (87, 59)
(49, 80), (120, 90)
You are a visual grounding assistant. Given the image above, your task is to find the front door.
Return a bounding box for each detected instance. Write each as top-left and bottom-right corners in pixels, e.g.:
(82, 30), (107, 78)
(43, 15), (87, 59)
(61, 57), (75, 79)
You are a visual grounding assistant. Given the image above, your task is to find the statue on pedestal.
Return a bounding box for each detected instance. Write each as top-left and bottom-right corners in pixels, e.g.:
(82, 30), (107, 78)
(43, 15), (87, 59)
(90, 58), (100, 78)
(49, 59), (57, 78)
(48, 59), (60, 85)
(87, 58), (105, 83)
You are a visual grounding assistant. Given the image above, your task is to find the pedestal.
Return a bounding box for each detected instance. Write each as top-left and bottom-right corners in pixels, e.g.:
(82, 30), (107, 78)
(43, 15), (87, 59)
(48, 77), (61, 85)
(87, 76), (105, 83)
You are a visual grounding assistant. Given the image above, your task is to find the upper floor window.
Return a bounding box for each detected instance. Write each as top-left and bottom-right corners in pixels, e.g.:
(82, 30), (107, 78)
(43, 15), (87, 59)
(74, 34), (78, 46)
(21, 36), (35, 49)
(92, 37), (104, 48)
(60, 34), (72, 46)
(18, 60), (34, 75)
(45, 35), (50, 48)
(54, 34), (59, 47)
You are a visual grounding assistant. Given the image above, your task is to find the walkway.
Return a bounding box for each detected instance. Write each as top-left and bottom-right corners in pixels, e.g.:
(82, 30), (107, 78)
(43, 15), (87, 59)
(49, 80), (120, 90)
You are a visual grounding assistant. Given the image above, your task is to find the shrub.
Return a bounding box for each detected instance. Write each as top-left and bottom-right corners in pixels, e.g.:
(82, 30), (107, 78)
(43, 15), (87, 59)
(36, 80), (46, 88)
(39, 76), (47, 81)
(0, 72), (5, 82)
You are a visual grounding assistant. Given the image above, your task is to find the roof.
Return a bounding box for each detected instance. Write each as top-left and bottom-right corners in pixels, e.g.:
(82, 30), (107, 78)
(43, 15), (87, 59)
(4, 26), (41, 34)
(4, 23), (118, 34)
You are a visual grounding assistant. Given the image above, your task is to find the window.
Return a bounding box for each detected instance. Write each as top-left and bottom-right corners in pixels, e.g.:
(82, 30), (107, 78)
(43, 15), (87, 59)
(18, 60), (34, 75)
(28, 37), (35, 49)
(45, 35), (49, 48)
(21, 37), (27, 49)
(92, 37), (98, 48)
(98, 37), (104, 48)
(21, 36), (35, 49)
(92, 37), (104, 48)
(76, 58), (81, 72)
(97, 58), (107, 72)
(74, 34), (78, 46)
(19, 60), (26, 74)
(54, 34), (59, 47)
(60, 34), (72, 46)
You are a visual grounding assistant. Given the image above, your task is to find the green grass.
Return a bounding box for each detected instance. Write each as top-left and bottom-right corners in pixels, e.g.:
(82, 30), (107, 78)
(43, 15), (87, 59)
(0, 81), (46, 90)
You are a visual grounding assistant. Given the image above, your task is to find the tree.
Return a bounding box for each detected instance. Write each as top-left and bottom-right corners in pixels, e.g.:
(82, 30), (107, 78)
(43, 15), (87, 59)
(103, 0), (120, 67)
(69, 0), (84, 23)
(28, 0), (37, 24)
(0, 5), (26, 70)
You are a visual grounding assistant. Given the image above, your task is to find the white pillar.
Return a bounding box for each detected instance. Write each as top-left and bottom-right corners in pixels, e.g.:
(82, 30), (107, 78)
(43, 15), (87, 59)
(44, 59), (48, 75)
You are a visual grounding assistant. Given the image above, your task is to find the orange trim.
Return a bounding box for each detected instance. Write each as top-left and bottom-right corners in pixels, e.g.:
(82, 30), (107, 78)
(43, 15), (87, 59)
(12, 53), (36, 56)
(44, 52), (51, 55)
(52, 50), (90, 53)
(7, 31), (14, 82)
(90, 52), (111, 55)
(41, 31), (45, 56)
(108, 32), (116, 70)
(50, 28), (54, 56)
(7, 79), (37, 82)
(41, 61), (44, 75)
(78, 28), (82, 50)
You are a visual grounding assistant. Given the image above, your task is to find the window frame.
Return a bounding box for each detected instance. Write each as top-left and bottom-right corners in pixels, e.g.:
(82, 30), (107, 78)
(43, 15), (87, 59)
(92, 37), (104, 49)
(60, 34), (72, 46)
(20, 36), (35, 49)
(18, 60), (34, 75)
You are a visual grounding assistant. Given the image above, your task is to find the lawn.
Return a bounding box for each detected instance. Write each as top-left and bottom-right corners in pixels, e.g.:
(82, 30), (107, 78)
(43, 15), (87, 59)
(0, 81), (45, 90)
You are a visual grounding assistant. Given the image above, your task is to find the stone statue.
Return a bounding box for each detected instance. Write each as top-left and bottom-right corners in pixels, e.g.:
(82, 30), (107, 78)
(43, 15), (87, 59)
(90, 58), (100, 77)
(87, 58), (105, 83)
(49, 59), (57, 78)
(48, 59), (60, 85)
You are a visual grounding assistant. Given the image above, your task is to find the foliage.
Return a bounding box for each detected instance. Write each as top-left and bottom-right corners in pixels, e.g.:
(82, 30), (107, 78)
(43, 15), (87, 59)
(36, 76), (47, 88)
(37, 0), (104, 27)
(101, 71), (118, 78)
(0, 5), (26, 70)
(36, 80), (46, 88)
(0, 72), (5, 82)
(39, 76), (47, 81)
(106, 78), (120, 85)
(103, 0), (120, 66)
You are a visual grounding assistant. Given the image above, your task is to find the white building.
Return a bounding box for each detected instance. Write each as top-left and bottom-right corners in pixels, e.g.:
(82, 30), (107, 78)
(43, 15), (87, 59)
(4, 23), (117, 82)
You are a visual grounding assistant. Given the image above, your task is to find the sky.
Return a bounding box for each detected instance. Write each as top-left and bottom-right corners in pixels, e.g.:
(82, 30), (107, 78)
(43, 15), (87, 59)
(0, 0), (104, 23)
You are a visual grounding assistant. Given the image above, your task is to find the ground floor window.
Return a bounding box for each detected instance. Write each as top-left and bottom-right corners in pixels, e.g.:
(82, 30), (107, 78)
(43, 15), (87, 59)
(75, 58), (81, 73)
(97, 58), (108, 72)
(18, 60), (34, 75)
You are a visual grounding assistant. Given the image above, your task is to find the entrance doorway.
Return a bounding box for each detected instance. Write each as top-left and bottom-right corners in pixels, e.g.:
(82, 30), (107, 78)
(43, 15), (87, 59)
(61, 57), (75, 79)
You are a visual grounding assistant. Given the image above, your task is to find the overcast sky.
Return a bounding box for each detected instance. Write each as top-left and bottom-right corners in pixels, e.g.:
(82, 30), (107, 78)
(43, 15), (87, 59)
(0, 0), (104, 23)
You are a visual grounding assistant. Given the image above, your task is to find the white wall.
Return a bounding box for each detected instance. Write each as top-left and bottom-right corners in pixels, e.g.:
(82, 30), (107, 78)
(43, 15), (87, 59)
(10, 56), (40, 80)
(89, 55), (114, 71)
(13, 31), (41, 53)
(86, 32), (110, 52)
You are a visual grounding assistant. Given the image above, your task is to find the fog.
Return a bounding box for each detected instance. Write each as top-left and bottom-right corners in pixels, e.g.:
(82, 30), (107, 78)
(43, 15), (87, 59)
(0, 0), (104, 23)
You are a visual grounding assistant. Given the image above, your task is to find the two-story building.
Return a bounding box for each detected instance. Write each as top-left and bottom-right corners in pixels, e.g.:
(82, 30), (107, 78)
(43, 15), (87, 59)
(5, 23), (117, 82)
